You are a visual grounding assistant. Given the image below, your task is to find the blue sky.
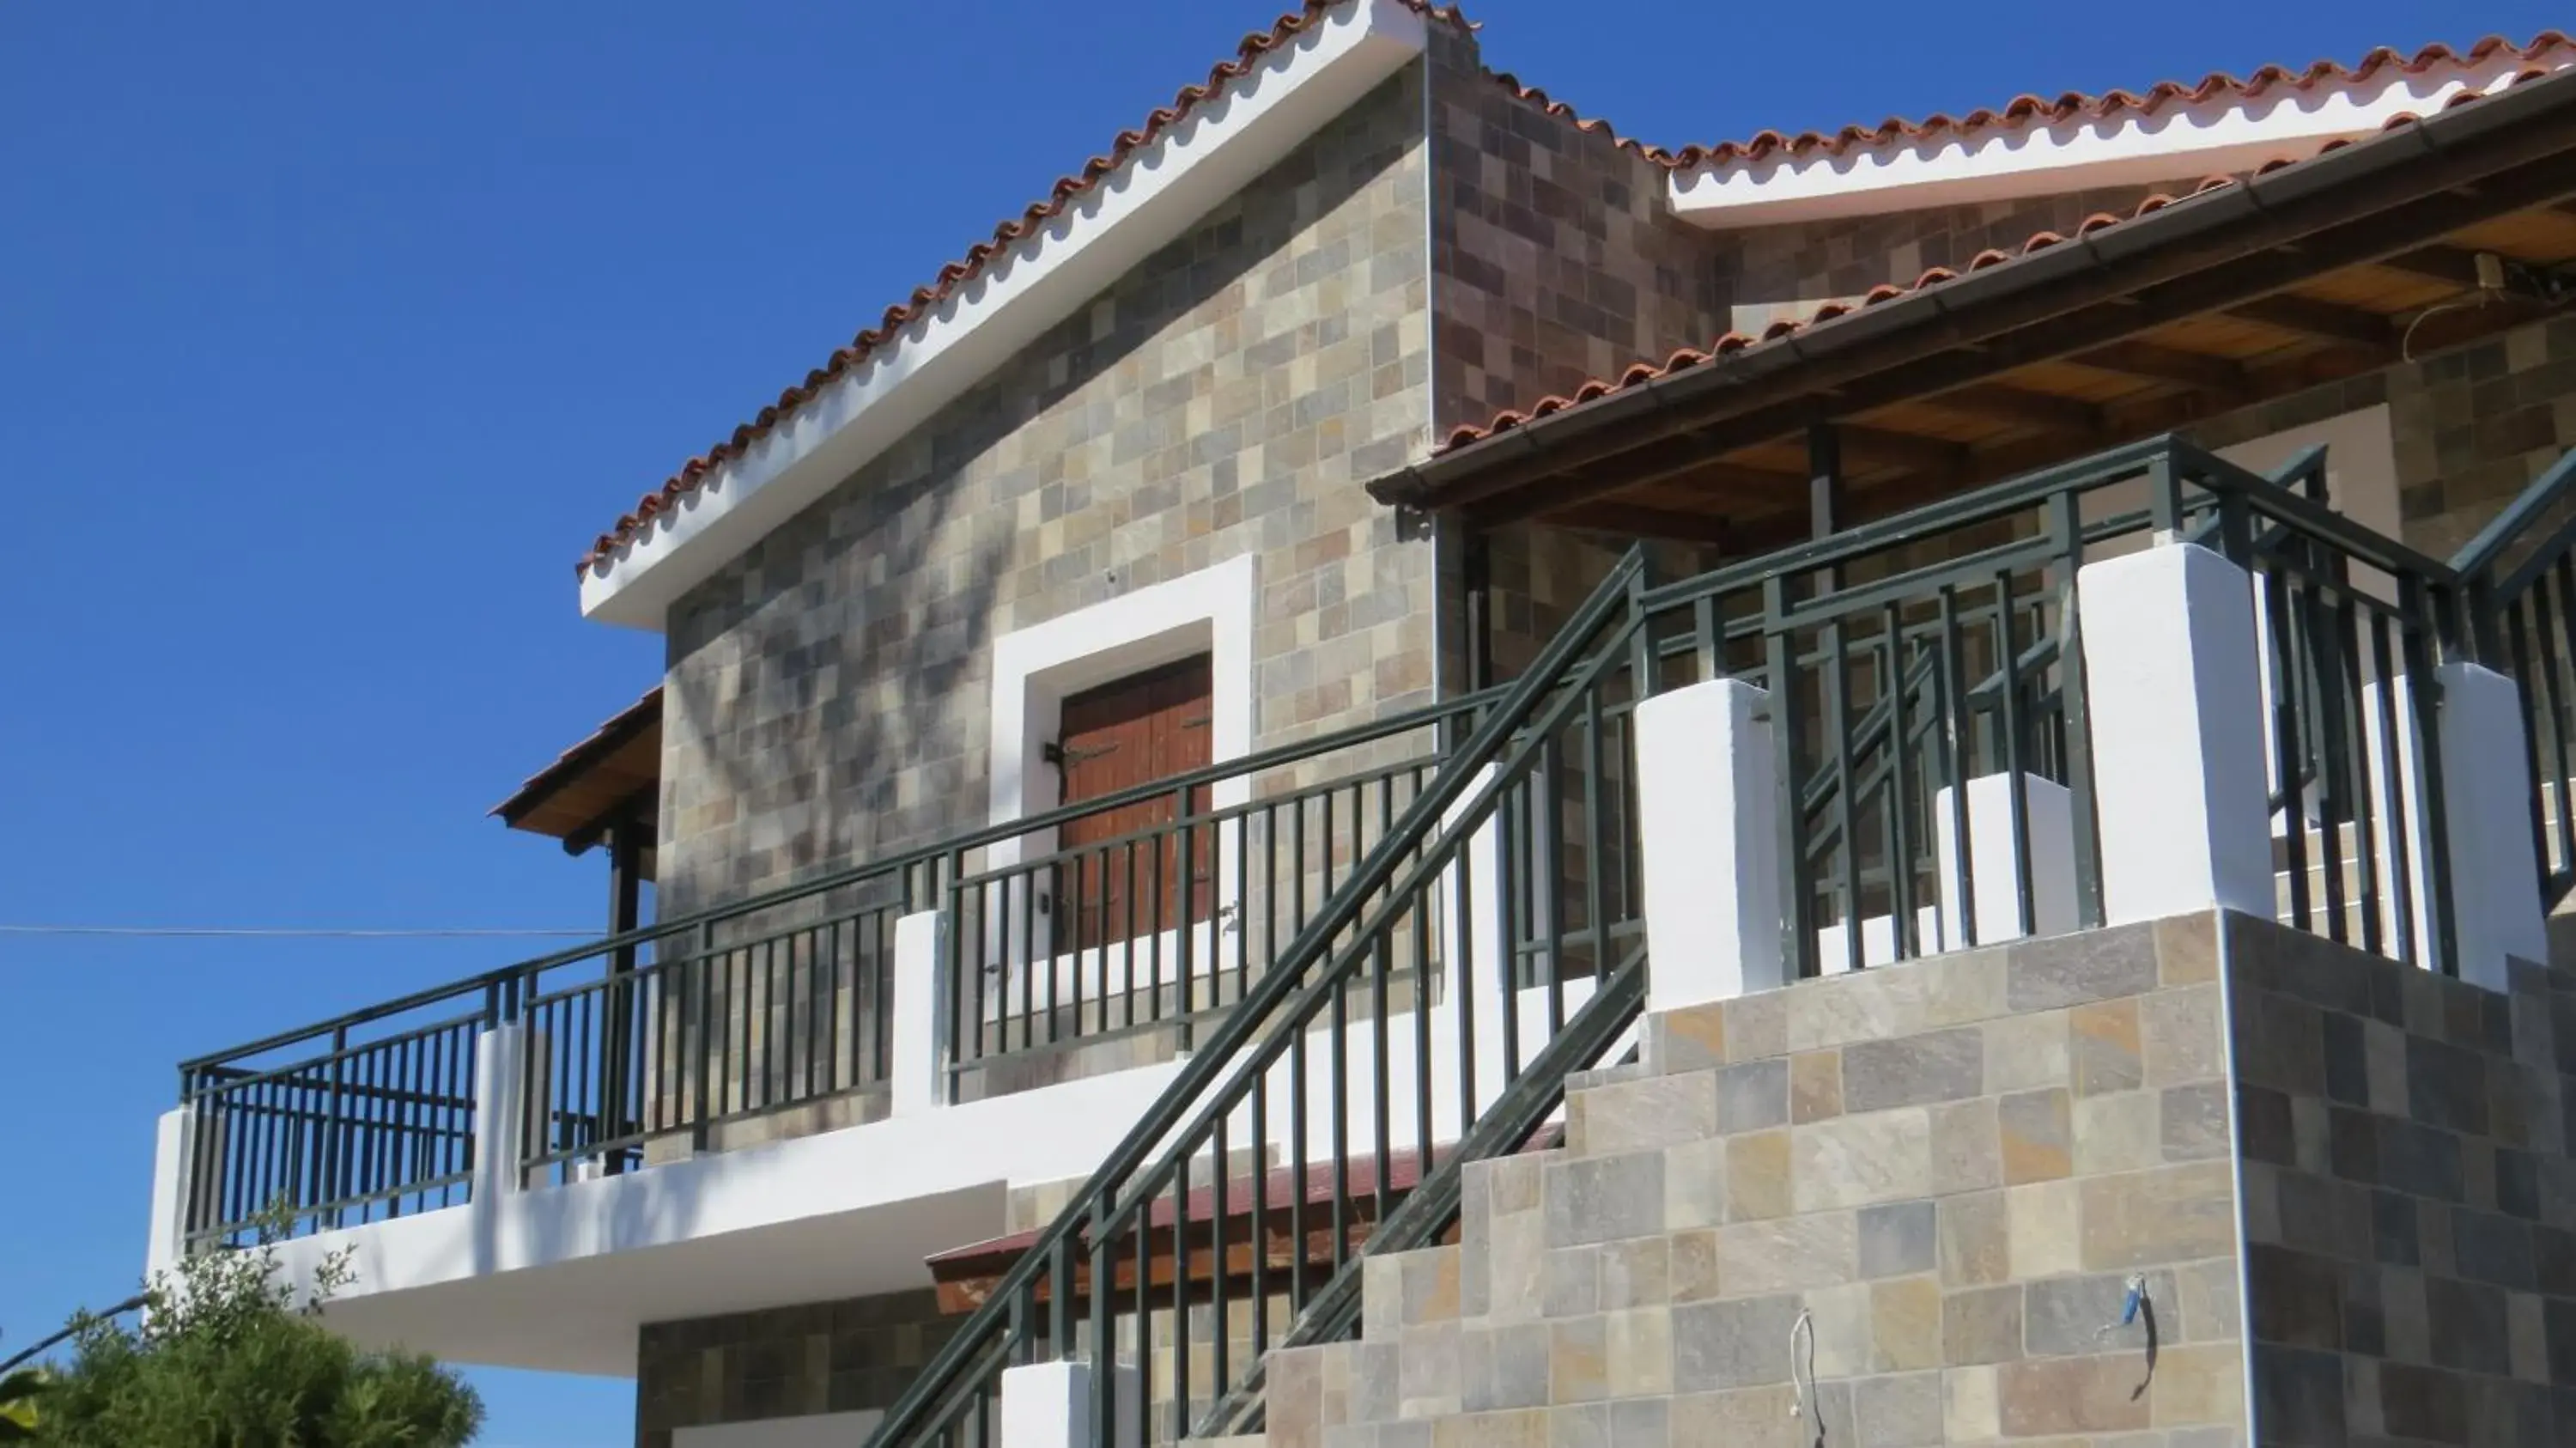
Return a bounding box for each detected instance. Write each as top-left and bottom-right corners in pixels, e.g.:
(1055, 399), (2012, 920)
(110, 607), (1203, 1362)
(0, 0), (2541, 1441)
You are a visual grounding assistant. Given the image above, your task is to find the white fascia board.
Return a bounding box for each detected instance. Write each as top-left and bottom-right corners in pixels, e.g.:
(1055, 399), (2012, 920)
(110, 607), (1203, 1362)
(1669, 48), (2573, 230)
(580, 0), (1430, 630)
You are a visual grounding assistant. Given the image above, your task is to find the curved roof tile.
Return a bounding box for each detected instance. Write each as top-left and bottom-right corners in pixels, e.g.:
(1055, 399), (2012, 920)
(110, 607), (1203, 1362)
(1663, 33), (2573, 169)
(581, 1), (1472, 575)
(1431, 71), (2553, 455)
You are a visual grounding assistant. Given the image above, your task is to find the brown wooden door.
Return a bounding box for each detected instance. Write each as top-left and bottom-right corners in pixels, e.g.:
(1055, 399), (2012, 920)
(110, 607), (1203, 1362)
(1054, 655), (1215, 952)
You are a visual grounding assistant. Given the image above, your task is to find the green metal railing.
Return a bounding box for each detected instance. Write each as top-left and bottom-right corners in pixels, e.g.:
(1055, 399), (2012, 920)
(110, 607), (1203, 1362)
(176, 686), (1506, 1248)
(174, 424), (2573, 1443)
(2458, 444), (2576, 909)
(867, 433), (2494, 1445)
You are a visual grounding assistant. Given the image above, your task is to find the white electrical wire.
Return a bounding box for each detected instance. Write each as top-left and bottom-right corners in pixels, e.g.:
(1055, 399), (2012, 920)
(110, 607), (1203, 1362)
(2402, 293), (2496, 362)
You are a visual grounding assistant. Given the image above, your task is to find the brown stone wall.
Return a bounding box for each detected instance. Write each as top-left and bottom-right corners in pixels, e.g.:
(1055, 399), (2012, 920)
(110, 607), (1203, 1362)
(1424, 27), (1727, 443)
(1707, 178), (2215, 338)
(633, 1289), (957, 1448)
(2190, 313), (2576, 563)
(2227, 911), (2574, 1445)
(658, 66), (1437, 921)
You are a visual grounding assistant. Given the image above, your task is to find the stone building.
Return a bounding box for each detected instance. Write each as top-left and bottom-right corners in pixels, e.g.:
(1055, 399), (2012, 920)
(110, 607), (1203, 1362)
(151, 6), (2576, 1445)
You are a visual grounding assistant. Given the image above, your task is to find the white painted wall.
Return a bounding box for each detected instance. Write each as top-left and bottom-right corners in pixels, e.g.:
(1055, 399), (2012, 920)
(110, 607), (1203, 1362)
(2078, 543), (2275, 926)
(1633, 680), (1786, 1009)
(217, 885), (1626, 1380)
(982, 554), (1257, 974)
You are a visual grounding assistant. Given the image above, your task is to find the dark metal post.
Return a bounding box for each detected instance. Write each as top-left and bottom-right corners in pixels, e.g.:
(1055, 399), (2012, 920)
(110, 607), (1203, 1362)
(1465, 525), (1493, 693)
(602, 812), (645, 1173)
(1809, 421), (1844, 591)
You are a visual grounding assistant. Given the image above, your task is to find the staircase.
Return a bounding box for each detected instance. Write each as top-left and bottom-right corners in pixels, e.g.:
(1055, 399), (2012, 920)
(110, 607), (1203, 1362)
(1246, 916), (2243, 1448)
(866, 435), (2576, 1447)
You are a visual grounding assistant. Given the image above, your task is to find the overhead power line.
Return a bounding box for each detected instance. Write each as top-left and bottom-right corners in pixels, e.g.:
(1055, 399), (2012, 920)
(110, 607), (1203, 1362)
(0, 925), (596, 939)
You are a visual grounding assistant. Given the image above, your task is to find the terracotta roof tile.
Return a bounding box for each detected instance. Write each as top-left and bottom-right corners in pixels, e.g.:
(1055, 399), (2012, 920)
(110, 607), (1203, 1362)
(490, 685), (662, 822)
(582, 20), (2569, 570)
(580, 1), (1471, 576)
(1664, 33), (2573, 169)
(1431, 64), (2559, 457)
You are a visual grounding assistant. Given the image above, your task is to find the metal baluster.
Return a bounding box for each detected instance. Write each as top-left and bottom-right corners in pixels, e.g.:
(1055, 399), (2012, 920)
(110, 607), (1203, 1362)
(2263, 560), (2312, 933)
(1884, 604), (1918, 961)
(1994, 573), (2037, 939)
(2050, 490), (2103, 929)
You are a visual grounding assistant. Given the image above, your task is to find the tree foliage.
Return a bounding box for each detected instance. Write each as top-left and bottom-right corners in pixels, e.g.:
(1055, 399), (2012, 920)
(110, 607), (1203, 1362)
(29, 1220), (482, 1448)
(0, 1365), (45, 1441)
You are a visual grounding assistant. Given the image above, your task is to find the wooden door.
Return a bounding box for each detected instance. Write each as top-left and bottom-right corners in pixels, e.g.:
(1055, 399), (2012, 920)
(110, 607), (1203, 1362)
(1054, 656), (1215, 952)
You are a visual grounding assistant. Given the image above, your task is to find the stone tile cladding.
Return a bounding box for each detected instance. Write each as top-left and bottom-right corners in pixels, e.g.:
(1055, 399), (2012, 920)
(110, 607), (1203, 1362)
(1266, 913), (2249, 1447)
(1423, 27), (1727, 454)
(2190, 313), (2576, 563)
(2227, 911), (2576, 1446)
(633, 1288), (957, 1448)
(1705, 176), (2226, 340)
(658, 66), (1437, 921)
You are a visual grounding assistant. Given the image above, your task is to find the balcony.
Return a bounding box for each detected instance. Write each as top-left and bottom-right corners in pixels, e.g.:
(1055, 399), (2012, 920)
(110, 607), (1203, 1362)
(154, 435), (2576, 1396)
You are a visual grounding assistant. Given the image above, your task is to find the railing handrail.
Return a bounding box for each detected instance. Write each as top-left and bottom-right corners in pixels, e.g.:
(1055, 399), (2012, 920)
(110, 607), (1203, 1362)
(863, 546), (1650, 1445)
(178, 682), (1507, 1080)
(186, 433), (2447, 1083)
(2457, 444), (2576, 582)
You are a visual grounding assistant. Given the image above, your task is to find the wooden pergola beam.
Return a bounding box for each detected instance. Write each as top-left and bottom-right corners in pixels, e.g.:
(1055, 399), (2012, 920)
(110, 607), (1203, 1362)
(1406, 82), (2576, 525)
(2375, 245), (2488, 288)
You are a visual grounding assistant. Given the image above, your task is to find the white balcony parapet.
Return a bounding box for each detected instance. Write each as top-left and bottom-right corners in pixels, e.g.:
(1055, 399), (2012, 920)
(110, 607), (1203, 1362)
(1001, 1360), (1141, 1448)
(2433, 661), (2549, 990)
(1633, 678), (1788, 1012)
(891, 910), (951, 1118)
(2076, 542), (2276, 927)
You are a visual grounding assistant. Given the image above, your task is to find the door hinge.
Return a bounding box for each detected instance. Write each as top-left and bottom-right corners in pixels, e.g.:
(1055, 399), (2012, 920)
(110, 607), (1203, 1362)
(1043, 739), (1120, 769)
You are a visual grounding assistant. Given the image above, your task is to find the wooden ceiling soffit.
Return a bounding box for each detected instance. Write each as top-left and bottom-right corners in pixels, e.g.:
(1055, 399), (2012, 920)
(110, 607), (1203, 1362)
(1926, 385), (2104, 434)
(2372, 245), (2491, 287)
(1413, 75), (2576, 526)
(1551, 499), (1736, 545)
(2071, 342), (2251, 395)
(2224, 294), (2398, 350)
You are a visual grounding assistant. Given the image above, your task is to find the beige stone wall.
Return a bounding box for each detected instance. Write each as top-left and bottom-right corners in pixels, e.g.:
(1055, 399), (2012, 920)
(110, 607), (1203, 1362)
(658, 66), (1437, 920)
(1267, 912), (2248, 1447)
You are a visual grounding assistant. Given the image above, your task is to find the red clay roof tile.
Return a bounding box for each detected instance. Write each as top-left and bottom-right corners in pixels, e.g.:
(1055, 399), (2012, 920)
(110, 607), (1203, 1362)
(582, 22), (2570, 571)
(1663, 33), (2573, 169)
(580, 1), (1472, 577)
(1431, 64), (2559, 457)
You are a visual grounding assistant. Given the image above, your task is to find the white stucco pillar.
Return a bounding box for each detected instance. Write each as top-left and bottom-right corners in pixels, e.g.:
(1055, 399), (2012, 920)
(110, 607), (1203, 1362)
(2077, 543), (2275, 925)
(1634, 678), (1788, 1009)
(1933, 773), (2081, 950)
(470, 1023), (530, 1202)
(890, 910), (953, 1116)
(2434, 661), (2549, 991)
(999, 1359), (1141, 1448)
(145, 1105), (197, 1280)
